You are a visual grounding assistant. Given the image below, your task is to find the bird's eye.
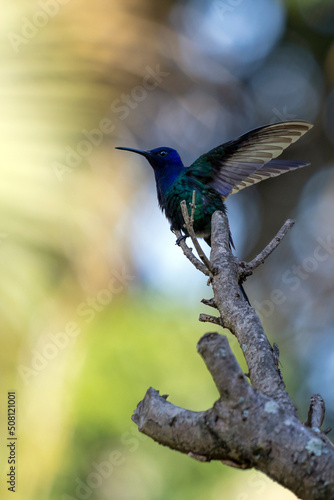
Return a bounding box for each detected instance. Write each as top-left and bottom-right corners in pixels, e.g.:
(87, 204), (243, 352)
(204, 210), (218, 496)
(159, 151), (168, 157)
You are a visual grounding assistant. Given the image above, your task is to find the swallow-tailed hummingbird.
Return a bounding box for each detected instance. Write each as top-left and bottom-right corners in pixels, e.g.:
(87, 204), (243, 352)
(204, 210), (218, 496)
(116, 121), (312, 249)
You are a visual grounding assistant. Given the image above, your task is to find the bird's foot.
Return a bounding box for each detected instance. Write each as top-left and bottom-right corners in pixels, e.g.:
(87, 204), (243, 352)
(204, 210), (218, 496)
(175, 234), (188, 246)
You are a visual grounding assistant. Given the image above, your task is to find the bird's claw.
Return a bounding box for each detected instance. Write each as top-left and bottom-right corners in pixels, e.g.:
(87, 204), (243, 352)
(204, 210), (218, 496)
(176, 234), (188, 246)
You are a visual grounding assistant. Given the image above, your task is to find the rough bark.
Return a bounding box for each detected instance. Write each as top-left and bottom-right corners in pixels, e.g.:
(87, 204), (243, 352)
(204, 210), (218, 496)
(132, 210), (334, 500)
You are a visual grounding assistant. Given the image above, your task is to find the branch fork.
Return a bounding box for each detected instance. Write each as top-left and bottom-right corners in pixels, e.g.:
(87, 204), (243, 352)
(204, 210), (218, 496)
(175, 191), (295, 289)
(132, 201), (334, 500)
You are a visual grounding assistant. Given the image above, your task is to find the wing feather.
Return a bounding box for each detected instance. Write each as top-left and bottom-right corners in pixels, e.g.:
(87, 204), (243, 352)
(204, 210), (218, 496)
(188, 121), (313, 199)
(228, 160), (309, 196)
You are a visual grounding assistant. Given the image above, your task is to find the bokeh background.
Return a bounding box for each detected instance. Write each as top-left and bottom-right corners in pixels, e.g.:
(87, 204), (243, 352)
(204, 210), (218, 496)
(1, 0), (334, 499)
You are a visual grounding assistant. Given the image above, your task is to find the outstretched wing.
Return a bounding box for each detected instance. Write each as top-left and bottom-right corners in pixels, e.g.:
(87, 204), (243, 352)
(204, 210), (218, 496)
(187, 121), (313, 199)
(228, 159), (309, 196)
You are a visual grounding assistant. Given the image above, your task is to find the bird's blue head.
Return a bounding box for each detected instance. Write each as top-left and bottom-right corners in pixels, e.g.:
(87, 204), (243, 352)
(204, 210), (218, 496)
(116, 145), (185, 207)
(115, 146), (183, 171)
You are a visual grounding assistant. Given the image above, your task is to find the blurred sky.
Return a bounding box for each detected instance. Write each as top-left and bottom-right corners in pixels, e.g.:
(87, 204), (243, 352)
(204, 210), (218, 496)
(1, 0), (334, 499)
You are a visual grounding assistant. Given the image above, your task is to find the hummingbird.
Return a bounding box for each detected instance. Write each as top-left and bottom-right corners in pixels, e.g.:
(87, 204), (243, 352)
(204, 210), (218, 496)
(116, 121), (313, 248)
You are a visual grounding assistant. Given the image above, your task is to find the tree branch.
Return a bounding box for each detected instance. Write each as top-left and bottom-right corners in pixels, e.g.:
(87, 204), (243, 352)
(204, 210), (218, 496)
(197, 333), (250, 398)
(180, 194), (213, 273)
(209, 211), (297, 413)
(198, 313), (223, 327)
(174, 228), (210, 276)
(132, 208), (334, 500)
(201, 298), (217, 309)
(239, 219), (295, 281)
(306, 394), (326, 429)
(132, 333), (334, 499)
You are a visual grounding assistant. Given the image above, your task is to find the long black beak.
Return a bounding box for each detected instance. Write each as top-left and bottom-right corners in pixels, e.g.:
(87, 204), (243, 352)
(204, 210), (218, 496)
(115, 147), (148, 157)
